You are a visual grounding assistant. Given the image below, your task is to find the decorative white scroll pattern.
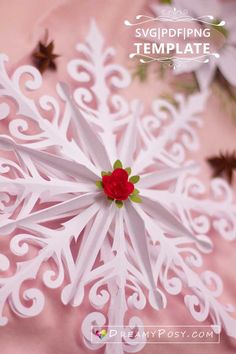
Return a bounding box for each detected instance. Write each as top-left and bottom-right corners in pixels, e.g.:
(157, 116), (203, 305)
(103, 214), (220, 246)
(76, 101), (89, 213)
(129, 53), (220, 70)
(124, 9), (226, 26)
(0, 21), (236, 354)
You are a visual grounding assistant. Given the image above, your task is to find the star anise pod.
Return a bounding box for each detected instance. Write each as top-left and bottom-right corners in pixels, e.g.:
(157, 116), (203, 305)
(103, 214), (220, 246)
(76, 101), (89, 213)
(207, 151), (236, 184)
(33, 39), (60, 74)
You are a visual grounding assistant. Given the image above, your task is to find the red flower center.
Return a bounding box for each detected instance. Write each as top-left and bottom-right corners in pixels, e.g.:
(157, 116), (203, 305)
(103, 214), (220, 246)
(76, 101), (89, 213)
(102, 168), (134, 201)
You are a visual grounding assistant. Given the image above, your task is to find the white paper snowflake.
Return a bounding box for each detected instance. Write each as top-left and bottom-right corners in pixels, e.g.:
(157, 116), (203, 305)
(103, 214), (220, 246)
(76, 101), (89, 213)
(0, 21), (236, 354)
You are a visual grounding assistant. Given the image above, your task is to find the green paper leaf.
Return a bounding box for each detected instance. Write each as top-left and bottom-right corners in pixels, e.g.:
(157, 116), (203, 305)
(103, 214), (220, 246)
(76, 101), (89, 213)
(132, 188), (140, 195)
(211, 18), (228, 38)
(125, 167), (132, 175)
(115, 200), (123, 208)
(160, 0), (172, 4)
(129, 175), (140, 184)
(130, 195), (142, 203)
(133, 63), (149, 82)
(113, 160), (123, 169)
(101, 171), (111, 176)
(96, 181), (103, 189)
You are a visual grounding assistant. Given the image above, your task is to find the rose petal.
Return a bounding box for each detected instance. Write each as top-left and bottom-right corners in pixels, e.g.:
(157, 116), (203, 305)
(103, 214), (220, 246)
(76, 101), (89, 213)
(126, 182), (134, 195)
(102, 175), (112, 185)
(112, 168), (129, 181)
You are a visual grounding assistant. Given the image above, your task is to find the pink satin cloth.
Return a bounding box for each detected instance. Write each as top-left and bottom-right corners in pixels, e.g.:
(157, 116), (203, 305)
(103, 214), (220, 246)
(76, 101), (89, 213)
(0, 1), (236, 353)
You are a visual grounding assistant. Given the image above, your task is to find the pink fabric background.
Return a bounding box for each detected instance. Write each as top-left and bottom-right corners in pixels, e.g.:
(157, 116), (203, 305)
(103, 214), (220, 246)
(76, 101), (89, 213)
(0, 0), (236, 353)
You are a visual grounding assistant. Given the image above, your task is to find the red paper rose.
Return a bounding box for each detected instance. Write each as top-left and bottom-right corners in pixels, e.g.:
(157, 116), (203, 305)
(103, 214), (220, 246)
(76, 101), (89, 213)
(102, 168), (134, 201)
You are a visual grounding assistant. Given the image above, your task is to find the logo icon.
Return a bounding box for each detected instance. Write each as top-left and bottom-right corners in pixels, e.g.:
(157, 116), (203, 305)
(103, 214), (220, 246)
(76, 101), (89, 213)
(95, 329), (107, 339)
